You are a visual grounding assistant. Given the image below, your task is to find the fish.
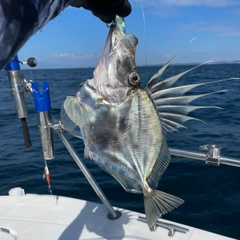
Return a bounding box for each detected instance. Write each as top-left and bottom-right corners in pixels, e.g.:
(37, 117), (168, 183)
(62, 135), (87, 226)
(60, 22), (230, 230)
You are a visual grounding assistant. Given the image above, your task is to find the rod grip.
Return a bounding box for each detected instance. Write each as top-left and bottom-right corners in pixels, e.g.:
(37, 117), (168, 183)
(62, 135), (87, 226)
(21, 118), (32, 148)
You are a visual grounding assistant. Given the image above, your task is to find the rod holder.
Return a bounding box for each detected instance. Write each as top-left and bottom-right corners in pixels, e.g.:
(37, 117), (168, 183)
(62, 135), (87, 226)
(5, 55), (27, 118)
(5, 55), (31, 148)
(32, 82), (55, 160)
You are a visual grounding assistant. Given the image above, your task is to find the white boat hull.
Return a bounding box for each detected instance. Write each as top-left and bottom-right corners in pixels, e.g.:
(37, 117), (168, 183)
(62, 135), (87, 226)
(0, 193), (235, 240)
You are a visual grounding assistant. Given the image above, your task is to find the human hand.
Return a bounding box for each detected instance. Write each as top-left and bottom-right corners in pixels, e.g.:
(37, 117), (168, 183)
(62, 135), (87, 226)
(70, 0), (131, 23)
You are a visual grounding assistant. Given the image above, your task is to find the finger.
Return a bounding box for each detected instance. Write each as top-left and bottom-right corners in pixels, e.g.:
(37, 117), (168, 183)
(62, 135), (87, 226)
(81, 1), (115, 23)
(70, 0), (85, 8)
(109, 0), (132, 17)
(91, 9), (115, 23)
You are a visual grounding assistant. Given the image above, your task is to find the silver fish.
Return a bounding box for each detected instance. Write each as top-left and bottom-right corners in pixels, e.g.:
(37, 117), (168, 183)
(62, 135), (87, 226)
(61, 24), (226, 230)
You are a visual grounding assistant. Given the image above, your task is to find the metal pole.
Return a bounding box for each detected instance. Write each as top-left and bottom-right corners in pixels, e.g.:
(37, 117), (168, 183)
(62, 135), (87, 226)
(170, 148), (206, 161)
(169, 148), (240, 167)
(55, 129), (118, 219)
(218, 157), (240, 168)
(5, 56), (31, 148)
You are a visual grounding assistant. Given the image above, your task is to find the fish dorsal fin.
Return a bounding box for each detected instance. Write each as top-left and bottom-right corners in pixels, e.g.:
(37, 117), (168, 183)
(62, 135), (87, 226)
(149, 61), (213, 94)
(151, 78), (230, 100)
(147, 57), (177, 89)
(153, 91), (227, 106)
(145, 38), (235, 133)
(157, 105), (222, 115)
(160, 113), (205, 133)
(148, 63), (239, 132)
(147, 37), (196, 89)
(60, 96), (93, 135)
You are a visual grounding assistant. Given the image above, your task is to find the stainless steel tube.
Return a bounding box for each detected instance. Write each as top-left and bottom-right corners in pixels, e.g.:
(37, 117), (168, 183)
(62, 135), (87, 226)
(220, 157), (240, 168)
(56, 129), (117, 219)
(38, 111), (55, 160)
(7, 70), (28, 118)
(169, 148), (240, 167)
(170, 148), (206, 161)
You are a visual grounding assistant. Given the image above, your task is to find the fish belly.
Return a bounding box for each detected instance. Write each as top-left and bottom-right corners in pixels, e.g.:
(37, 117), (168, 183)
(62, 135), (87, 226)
(81, 87), (166, 193)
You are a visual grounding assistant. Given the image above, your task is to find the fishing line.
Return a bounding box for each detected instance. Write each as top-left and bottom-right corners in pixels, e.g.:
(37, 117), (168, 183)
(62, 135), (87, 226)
(163, 51), (224, 78)
(161, 38), (197, 76)
(29, 69), (34, 82)
(177, 52), (227, 63)
(163, 38), (227, 75)
(141, 5), (148, 85)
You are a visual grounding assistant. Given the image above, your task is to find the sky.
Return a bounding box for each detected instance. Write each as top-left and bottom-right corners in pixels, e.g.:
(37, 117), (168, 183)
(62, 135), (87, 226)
(19, 0), (240, 69)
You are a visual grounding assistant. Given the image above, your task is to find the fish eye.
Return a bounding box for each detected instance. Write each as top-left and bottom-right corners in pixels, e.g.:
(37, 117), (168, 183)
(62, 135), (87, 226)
(128, 72), (140, 86)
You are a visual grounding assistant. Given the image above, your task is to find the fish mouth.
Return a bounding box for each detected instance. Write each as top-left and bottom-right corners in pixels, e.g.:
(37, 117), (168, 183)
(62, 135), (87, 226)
(100, 24), (138, 66)
(93, 23), (139, 93)
(100, 24), (125, 65)
(110, 24), (125, 50)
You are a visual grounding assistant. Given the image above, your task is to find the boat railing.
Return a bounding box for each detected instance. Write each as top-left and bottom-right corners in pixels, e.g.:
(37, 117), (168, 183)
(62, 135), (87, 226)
(170, 145), (240, 167)
(4, 55), (240, 221)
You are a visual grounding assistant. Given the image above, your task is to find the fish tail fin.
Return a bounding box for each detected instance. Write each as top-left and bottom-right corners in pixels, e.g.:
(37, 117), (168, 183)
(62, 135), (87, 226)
(144, 190), (184, 230)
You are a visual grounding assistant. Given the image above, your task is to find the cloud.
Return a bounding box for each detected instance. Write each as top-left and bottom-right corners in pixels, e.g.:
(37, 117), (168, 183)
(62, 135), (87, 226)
(132, 0), (240, 18)
(132, 0), (239, 7)
(52, 53), (94, 59)
(164, 54), (171, 58)
(197, 26), (240, 37)
(175, 21), (205, 34)
(176, 22), (240, 37)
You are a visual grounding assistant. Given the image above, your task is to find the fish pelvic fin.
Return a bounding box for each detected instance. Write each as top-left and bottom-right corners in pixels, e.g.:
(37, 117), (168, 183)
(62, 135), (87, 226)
(60, 96), (93, 132)
(144, 190), (184, 230)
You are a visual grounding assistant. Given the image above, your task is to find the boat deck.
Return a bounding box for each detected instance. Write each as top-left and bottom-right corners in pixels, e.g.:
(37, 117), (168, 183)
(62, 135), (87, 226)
(0, 193), (235, 240)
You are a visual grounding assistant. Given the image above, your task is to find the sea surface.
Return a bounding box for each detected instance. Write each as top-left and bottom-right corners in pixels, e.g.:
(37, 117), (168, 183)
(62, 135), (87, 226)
(0, 64), (240, 239)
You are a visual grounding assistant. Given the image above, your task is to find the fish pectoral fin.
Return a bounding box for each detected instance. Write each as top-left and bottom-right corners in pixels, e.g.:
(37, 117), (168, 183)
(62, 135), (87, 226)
(60, 96), (92, 130)
(144, 190), (184, 230)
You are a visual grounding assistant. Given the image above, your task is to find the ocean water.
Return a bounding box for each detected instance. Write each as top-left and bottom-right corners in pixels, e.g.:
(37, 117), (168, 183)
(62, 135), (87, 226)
(0, 64), (240, 239)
